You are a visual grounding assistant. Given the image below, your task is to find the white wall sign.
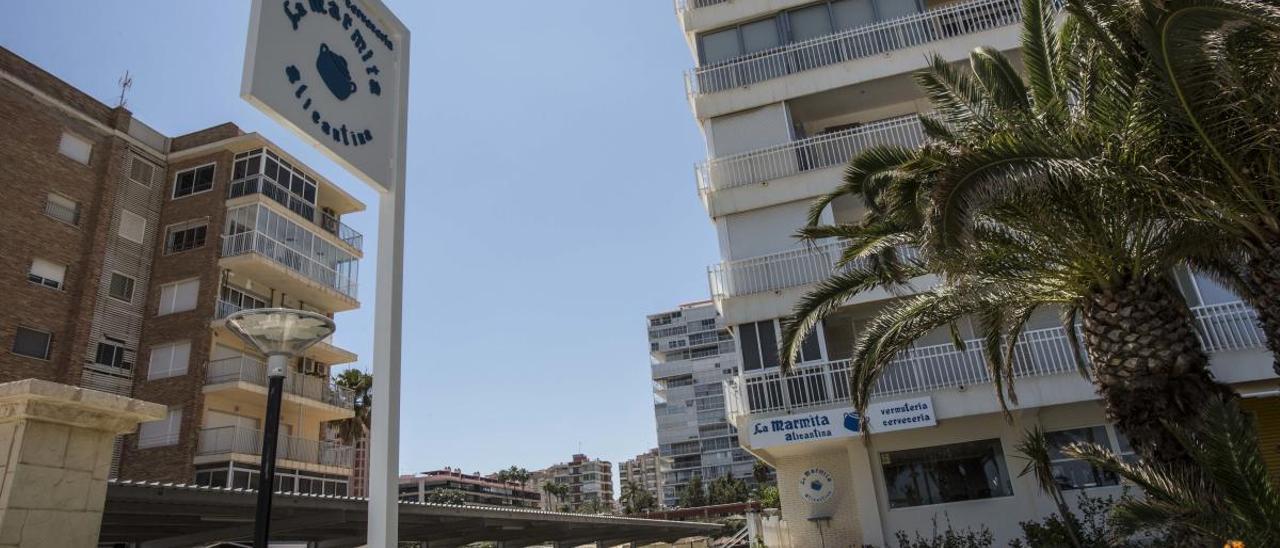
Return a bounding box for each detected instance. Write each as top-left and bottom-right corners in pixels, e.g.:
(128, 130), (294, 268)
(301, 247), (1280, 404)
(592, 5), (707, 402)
(748, 407), (861, 449)
(242, 0), (408, 190)
(866, 396), (937, 433)
(798, 468), (835, 504)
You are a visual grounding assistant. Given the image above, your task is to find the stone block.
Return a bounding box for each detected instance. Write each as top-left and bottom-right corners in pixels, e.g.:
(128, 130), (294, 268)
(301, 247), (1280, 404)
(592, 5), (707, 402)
(5, 466), (91, 511)
(0, 509), (24, 545)
(18, 510), (97, 548)
(62, 430), (103, 473)
(84, 480), (106, 513)
(17, 424), (67, 468)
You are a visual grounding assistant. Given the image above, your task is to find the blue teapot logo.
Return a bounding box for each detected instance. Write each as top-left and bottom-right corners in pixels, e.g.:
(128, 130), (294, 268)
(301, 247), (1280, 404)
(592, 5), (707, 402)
(843, 412), (860, 432)
(316, 43), (357, 101)
(810, 480), (824, 491)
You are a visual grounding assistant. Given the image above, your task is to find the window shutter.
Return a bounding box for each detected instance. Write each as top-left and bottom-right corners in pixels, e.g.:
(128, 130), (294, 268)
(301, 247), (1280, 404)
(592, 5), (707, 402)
(158, 279), (199, 315)
(119, 210), (147, 244)
(148, 341), (191, 380)
(57, 133), (92, 164)
(30, 259), (66, 285)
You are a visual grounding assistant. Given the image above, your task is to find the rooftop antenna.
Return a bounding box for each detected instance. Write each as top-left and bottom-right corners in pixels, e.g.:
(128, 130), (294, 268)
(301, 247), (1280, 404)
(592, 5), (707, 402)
(115, 70), (133, 108)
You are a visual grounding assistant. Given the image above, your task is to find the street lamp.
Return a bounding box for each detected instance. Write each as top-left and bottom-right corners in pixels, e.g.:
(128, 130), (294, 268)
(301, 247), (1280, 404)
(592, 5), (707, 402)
(224, 308), (336, 548)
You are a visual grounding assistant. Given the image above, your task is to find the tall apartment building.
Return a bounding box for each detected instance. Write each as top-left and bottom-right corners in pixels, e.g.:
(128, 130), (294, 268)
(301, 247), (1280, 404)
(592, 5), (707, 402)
(674, 1), (1279, 545)
(398, 469), (541, 508)
(618, 448), (665, 501)
(0, 46), (364, 495)
(530, 454), (614, 512)
(647, 301), (758, 508)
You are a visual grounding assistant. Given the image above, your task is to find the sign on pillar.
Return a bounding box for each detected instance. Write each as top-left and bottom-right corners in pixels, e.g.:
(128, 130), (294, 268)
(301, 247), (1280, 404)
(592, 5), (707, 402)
(241, 1), (410, 546)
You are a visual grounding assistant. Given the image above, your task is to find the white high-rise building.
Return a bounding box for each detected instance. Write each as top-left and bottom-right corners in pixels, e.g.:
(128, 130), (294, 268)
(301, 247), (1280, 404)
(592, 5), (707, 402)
(647, 301), (760, 508)
(673, 1), (1279, 546)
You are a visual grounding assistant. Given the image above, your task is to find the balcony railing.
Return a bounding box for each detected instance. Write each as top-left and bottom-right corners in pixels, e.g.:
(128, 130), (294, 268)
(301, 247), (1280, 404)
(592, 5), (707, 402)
(222, 230), (358, 299)
(228, 175), (363, 251)
(697, 116), (924, 193)
(685, 0), (1025, 96)
(709, 241), (918, 300)
(727, 301), (1267, 420)
(206, 356), (355, 410)
(674, 0), (728, 14)
(197, 425), (355, 468)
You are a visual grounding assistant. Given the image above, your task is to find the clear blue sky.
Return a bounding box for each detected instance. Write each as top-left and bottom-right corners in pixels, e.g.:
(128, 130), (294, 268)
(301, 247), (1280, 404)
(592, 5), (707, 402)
(1, 1), (717, 477)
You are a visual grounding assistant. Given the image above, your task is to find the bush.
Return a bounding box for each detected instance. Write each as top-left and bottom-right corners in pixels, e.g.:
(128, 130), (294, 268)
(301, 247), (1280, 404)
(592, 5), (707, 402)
(892, 516), (994, 548)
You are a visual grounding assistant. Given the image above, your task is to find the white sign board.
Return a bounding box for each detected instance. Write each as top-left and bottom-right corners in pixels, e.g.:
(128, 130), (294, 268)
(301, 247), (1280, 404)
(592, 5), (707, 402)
(865, 396), (937, 433)
(748, 407), (861, 449)
(798, 468), (835, 504)
(242, 0), (408, 191)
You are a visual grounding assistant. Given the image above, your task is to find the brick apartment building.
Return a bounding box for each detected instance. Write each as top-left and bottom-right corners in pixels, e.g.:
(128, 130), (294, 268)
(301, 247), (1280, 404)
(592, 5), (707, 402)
(0, 46), (365, 495)
(529, 454), (614, 512)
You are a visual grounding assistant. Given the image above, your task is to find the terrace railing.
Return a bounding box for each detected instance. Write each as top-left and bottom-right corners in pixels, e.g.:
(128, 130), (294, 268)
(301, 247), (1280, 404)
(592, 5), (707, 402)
(206, 356), (356, 410)
(685, 0), (1025, 96)
(222, 230), (358, 299)
(229, 175), (363, 251)
(709, 242), (918, 300)
(197, 425), (355, 468)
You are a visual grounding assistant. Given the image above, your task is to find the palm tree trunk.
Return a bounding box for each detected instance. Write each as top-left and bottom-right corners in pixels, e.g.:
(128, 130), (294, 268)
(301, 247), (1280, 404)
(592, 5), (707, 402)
(1081, 276), (1235, 464)
(1245, 242), (1280, 376)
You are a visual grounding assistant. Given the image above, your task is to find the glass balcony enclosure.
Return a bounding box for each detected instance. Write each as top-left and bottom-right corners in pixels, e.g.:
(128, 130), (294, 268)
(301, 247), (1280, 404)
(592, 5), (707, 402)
(228, 148), (363, 251)
(222, 203), (359, 299)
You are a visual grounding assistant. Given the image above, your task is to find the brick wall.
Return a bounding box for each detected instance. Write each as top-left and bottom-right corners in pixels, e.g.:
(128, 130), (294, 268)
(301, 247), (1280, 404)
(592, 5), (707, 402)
(117, 152), (232, 483)
(0, 77), (128, 386)
(170, 123), (243, 153)
(774, 446), (863, 547)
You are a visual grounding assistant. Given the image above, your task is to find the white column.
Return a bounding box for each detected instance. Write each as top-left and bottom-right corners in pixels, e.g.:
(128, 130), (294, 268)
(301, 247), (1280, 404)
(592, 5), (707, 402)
(368, 184), (405, 547)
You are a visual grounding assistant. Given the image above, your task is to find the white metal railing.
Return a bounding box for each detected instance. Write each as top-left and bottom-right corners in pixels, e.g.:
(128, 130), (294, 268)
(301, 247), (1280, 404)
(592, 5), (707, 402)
(43, 197), (80, 225)
(697, 115), (925, 193)
(221, 231), (358, 299)
(674, 0), (729, 15)
(685, 0), (1025, 96)
(196, 425), (355, 468)
(229, 175), (363, 251)
(729, 301), (1268, 418)
(206, 356), (356, 409)
(1194, 301), (1266, 352)
(215, 299), (242, 320)
(709, 242), (918, 300)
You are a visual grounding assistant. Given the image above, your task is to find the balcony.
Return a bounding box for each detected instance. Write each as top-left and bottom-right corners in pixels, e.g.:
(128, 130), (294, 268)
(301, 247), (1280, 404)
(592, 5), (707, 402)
(196, 425), (354, 469)
(726, 302), (1268, 422)
(220, 206), (359, 312)
(685, 0), (1025, 98)
(709, 241), (918, 302)
(674, 0), (728, 14)
(205, 356), (355, 411)
(228, 175), (363, 252)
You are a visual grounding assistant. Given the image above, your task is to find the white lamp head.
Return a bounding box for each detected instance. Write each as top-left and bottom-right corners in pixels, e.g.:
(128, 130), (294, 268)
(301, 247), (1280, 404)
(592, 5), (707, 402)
(224, 308), (336, 364)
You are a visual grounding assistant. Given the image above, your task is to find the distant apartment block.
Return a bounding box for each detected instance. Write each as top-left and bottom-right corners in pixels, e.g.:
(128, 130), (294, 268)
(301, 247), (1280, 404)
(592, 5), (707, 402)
(619, 448), (665, 500)
(398, 468), (540, 508)
(530, 454), (614, 512)
(0, 46), (364, 495)
(647, 301), (759, 507)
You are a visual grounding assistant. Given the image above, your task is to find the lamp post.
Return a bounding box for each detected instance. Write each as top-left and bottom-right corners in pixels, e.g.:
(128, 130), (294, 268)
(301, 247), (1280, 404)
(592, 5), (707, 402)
(224, 308), (336, 548)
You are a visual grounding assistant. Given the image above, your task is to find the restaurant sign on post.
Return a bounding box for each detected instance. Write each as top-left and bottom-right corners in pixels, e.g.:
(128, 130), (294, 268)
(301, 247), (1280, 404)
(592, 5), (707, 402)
(241, 1), (410, 546)
(242, 0), (406, 190)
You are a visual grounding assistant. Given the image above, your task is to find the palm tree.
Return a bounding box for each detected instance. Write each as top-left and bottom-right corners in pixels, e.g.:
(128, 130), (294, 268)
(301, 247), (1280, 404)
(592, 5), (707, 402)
(332, 368), (372, 444)
(1065, 396), (1280, 545)
(1077, 0), (1280, 375)
(780, 0), (1234, 464)
(620, 480), (641, 514)
(1014, 427), (1083, 548)
(541, 481), (569, 512)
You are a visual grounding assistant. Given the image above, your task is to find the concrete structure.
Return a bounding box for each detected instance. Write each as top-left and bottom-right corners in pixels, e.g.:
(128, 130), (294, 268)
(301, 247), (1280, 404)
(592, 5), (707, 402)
(672, 1), (1280, 545)
(619, 448), (666, 503)
(398, 468), (541, 508)
(0, 379), (164, 548)
(100, 479), (720, 547)
(0, 46), (364, 494)
(531, 454), (615, 512)
(648, 301), (760, 507)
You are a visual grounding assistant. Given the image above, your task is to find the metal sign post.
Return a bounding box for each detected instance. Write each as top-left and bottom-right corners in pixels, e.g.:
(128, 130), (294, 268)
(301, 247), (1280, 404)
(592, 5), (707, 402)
(240, 1), (410, 545)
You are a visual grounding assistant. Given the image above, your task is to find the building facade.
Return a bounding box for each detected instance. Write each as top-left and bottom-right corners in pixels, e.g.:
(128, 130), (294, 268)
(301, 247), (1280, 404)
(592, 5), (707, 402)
(647, 301), (760, 508)
(618, 448), (665, 502)
(530, 454), (615, 512)
(0, 46), (364, 495)
(673, 1), (1280, 546)
(398, 469), (541, 508)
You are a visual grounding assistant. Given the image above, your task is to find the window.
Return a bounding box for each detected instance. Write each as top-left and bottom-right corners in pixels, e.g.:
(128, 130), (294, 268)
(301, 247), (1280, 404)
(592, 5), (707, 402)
(881, 438), (1014, 508)
(138, 407), (182, 448)
(28, 258), (66, 290)
(164, 221), (208, 254)
(119, 210), (147, 244)
(147, 341), (191, 380)
(44, 193), (79, 225)
(12, 327), (52, 360)
(130, 157), (155, 186)
(57, 132), (92, 164)
(1044, 427), (1120, 490)
(94, 338), (131, 370)
(108, 272), (135, 302)
(158, 278), (200, 315)
(172, 164), (216, 198)
(738, 320), (821, 371)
